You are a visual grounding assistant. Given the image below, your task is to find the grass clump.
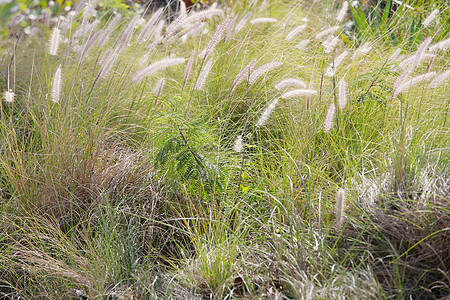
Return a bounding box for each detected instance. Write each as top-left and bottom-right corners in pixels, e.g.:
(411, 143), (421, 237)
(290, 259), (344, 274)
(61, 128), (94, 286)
(0, 0), (449, 299)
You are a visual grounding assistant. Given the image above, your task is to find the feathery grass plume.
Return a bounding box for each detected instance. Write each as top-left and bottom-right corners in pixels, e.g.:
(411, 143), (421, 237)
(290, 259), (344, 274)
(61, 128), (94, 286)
(154, 78), (165, 101)
(398, 53), (435, 69)
(428, 37), (450, 52)
(325, 51), (348, 76)
(179, 0), (186, 15)
(249, 62), (282, 85)
(184, 50), (196, 87)
(352, 42), (372, 59)
(78, 30), (102, 64)
(430, 70), (450, 88)
(275, 78), (307, 91)
(233, 135), (243, 153)
(335, 188), (346, 230)
(195, 58), (214, 90)
(395, 72), (436, 96)
(250, 18), (278, 25)
(224, 16), (237, 41)
(231, 60), (256, 93)
(284, 11), (294, 29)
(185, 9), (223, 24)
(323, 36), (340, 54)
(423, 9), (439, 28)
(74, 17), (88, 38)
(48, 27), (61, 55)
(324, 103), (336, 132)
(181, 22), (206, 41)
(316, 25), (340, 39)
(235, 12), (252, 32)
(133, 58), (185, 83)
(281, 89), (317, 98)
(338, 78), (348, 111)
(97, 13), (121, 48)
(285, 24), (307, 41)
(203, 18), (230, 59)
(389, 48), (402, 62)
(137, 8), (163, 44)
(3, 90), (14, 103)
(164, 12), (187, 39)
(296, 39), (310, 50)
(99, 49), (118, 78)
(116, 14), (140, 53)
(256, 98), (279, 127)
(393, 37), (432, 96)
(51, 66), (62, 103)
(336, 1), (349, 22)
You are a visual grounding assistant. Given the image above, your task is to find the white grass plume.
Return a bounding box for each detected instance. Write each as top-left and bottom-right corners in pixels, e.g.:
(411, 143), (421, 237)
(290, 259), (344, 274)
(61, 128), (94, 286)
(3, 90), (14, 103)
(395, 72), (436, 96)
(98, 13), (121, 48)
(281, 89), (317, 98)
(204, 18), (229, 59)
(325, 51), (348, 76)
(323, 35), (340, 54)
(250, 18), (278, 25)
(423, 9), (439, 28)
(164, 13), (187, 39)
(324, 103), (336, 132)
(51, 66), (62, 103)
(335, 188), (346, 230)
(116, 14), (140, 53)
(185, 9), (223, 24)
(49, 27), (61, 56)
(430, 69), (450, 88)
(296, 39), (310, 50)
(316, 26), (340, 39)
(398, 53), (434, 69)
(133, 58), (185, 83)
(275, 78), (307, 91)
(285, 24), (307, 41)
(100, 49), (119, 78)
(256, 98), (279, 127)
(137, 8), (163, 44)
(249, 62), (282, 85)
(336, 1), (349, 22)
(389, 48), (402, 62)
(429, 37), (450, 52)
(352, 42), (372, 59)
(235, 12), (252, 32)
(233, 135), (243, 153)
(195, 58), (214, 90)
(225, 16), (237, 41)
(230, 60), (256, 93)
(184, 50), (196, 87)
(338, 78), (348, 111)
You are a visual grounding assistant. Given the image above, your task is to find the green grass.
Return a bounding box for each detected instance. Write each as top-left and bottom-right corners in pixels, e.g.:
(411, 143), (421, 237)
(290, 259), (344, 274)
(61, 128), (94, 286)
(0, 0), (449, 299)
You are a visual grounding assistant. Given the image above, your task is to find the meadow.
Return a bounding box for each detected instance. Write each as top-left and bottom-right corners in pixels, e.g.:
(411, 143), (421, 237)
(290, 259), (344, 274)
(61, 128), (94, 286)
(0, 0), (449, 298)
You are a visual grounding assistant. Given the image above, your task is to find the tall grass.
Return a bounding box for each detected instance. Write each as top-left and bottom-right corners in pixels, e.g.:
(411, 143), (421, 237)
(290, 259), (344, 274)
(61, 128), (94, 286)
(0, 0), (449, 298)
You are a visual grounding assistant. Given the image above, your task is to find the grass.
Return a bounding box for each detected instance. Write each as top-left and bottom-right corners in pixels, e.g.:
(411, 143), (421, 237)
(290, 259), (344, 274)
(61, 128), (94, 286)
(0, 0), (449, 299)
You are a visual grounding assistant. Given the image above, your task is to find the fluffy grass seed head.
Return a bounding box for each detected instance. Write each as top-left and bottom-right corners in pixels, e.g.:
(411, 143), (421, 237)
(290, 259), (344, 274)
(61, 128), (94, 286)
(337, 1), (349, 22)
(275, 78), (307, 91)
(248, 62), (282, 85)
(51, 66), (62, 103)
(338, 78), (348, 111)
(256, 98), (279, 127)
(250, 17), (278, 25)
(184, 50), (196, 87)
(430, 69), (450, 88)
(316, 26), (340, 39)
(3, 90), (14, 103)
(335, 188), (346, 230)
(233, 135), (243, 153)
(395, 72), (436, 95)
(423, 9), (439, 28)
(195, 58), (214, 90)
(133, 58), (186, 83)
(98, 13), (121, 48)
(137, 8), (164, 44)
(296, 39), (310, 50)
(231, 60), (256, 93)
(325, 51), (348, 76)
(324, 103), (336, 132)
(285, 24), (307, 41)
(235, 12), (252, 32)
(281, 89), (317, 99)
(429, 37), (450, 52)
(323, 35), (340, 54)
(204, 18), (229, 59)
(48, 27), (61, 56)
